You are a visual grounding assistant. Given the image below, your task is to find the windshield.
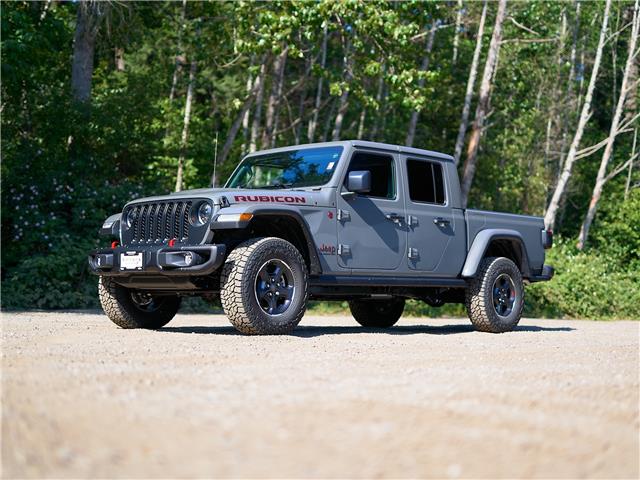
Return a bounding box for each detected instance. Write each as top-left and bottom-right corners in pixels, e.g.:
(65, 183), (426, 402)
(225, 146), (343, 189)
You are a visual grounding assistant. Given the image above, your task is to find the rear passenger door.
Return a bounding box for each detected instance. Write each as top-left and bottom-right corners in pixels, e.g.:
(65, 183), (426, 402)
(402, 156), (465, 276)
(336, 150), (406, 271)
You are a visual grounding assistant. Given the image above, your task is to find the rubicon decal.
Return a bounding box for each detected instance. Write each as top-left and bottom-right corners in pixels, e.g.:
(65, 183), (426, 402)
(234, 195), (306, 204)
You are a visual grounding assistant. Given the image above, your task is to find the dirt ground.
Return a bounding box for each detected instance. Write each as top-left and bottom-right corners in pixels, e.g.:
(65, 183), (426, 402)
(1, 311), (638, 479)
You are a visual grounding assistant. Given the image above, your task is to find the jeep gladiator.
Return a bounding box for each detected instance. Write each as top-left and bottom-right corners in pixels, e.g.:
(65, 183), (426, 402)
(89, 140), (554, 334)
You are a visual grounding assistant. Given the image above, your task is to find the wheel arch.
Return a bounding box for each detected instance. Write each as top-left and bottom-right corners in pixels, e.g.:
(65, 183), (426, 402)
(462, 229), (532, 278)
(215, 208), (322, 275)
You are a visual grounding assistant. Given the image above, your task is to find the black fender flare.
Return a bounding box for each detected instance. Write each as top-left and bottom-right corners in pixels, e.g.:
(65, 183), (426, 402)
(243, 208), (323, 275)
(461, 229), (532, 278)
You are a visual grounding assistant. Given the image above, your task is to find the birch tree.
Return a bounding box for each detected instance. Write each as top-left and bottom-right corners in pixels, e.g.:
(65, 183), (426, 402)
(460, 0), (507, 207)
(175, 60), (196, 192)
(262, 47), (288, 149)
(405, 24), (437, 147)
(307, 25), (328, 143)
(331, 37), (352, 141)
(249, 60), (268, 153)
(577, 0), (639, 249)
(452, 0), (463, 64)
(544, 0), (612, 230)
(453, 0), (488, 165)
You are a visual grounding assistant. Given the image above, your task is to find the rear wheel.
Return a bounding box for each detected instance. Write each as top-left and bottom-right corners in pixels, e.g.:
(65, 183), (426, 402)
(220, 237), (308, 335)
(349, 298), (405, 328)
(465, 257), (524, 333)
(98, 276), (181, 329)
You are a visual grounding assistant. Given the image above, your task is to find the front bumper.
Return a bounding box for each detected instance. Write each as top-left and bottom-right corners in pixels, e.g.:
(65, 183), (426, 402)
(88, 244), (226, 277)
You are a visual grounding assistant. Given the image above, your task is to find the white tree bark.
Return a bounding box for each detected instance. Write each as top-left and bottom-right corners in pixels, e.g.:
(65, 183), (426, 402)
(405, 24), (437, 147)
(370, 67), (386, 141)
(307, 25), (328, 143)
(331, 38), (352, 141)
(175, 60), (197, 192)
(453, 0), (464, 64)
(249, 59), (268, 153)
(577, 0), (639, 249)
(544, 0), (612, 230)
(460, 0), (507, 207)
(216, 68), (265, 172)
(262, 47), (288, 149)
(453, 0), (488, 165)
(168, 0), (188, 106)
(240, 57), (254, 155)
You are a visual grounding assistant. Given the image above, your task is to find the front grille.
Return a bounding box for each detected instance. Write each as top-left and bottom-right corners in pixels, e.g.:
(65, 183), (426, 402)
(126, 200), (193, 244)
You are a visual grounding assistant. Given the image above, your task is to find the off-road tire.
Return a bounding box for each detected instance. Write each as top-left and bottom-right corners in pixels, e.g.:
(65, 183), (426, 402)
(98, 276), (181, 329)
(349, 298), (405, 328)
(465, 256), (524, 333)
(220, 237), (308, 335)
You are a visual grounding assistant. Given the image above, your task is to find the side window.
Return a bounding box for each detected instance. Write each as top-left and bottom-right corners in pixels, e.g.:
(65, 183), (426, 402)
(407, 159), (446, 204)
(346, 152), (395, 199)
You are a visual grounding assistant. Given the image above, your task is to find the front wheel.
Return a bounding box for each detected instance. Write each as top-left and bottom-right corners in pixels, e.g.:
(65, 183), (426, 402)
(349, 298), (405, 328)
(98, 276), (181, 329)
(220, 237), (308, 335)
(465, 257), (524, 333)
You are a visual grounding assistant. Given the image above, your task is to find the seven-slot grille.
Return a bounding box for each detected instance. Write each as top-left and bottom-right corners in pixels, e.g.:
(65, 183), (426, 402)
(126, 201), (193, 244)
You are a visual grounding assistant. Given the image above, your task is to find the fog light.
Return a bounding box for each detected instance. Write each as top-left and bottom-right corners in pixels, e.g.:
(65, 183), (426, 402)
(184, 252), (193, 266)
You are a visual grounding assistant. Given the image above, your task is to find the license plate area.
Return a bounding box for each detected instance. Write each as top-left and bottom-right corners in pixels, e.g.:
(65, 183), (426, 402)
(120, 252), (144, 271)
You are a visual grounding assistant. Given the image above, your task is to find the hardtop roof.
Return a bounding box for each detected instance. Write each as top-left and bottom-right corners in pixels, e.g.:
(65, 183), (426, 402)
(244, 140), (454, 163)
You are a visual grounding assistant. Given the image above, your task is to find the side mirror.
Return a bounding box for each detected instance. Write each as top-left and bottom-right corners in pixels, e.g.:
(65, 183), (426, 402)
(346, 170), (371, 193)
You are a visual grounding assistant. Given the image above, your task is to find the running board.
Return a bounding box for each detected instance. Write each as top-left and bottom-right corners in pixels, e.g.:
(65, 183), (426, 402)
(309, 275), (467, 288)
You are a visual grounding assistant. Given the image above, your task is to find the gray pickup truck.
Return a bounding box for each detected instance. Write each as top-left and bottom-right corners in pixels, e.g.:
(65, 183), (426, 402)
(89, 140), (554, 334)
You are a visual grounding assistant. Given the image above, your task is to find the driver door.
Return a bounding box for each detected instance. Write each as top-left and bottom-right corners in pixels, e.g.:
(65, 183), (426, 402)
(336, 150), (406, 271)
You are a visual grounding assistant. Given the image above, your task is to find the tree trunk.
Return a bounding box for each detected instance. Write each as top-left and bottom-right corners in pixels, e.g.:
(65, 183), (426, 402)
(71, 2), (99, 103)
(577, 0), (639, 249)
(168, 0), (188, 106)
(308, 25), (328, 143)
(262, 47), (288, 149)
(332, 38), (352, 141)
(321, 98), (337, 142)
(115, 47), (125, 72)
(175, 60), (197, 192)
(453, 0), (488, 165)
(250, 59), (268, 153)
(357, 108), (367, 139)
(216, 66), (266, 174)
(459, 0), (507, 207)
(625, 128), (638, 199)
(544, 0), (612, 230)
(240, 57), (255, 155)
(370, 69), (386, 141)
(331, 91), (349, 141)
(453, 0), (464, 64)
(405, 24), (437, 147)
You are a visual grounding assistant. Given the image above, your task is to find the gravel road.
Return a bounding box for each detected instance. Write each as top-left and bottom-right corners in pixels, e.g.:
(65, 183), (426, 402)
(2, 311), (638, 479)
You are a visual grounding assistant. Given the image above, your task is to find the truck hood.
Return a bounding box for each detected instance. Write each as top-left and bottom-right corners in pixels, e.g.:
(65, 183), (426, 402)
(124, 187), (334, 209)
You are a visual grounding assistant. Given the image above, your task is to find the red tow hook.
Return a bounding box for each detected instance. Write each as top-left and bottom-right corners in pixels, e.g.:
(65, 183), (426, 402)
(168, 238), (176, 247)
(111, 241), (119, 248)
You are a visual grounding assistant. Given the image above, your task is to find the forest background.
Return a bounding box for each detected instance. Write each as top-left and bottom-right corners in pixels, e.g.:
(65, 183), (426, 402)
(2, 0), (639, 319)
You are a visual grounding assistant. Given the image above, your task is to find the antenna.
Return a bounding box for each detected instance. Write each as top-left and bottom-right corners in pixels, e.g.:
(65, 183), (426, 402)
(212, 131), (219, 188)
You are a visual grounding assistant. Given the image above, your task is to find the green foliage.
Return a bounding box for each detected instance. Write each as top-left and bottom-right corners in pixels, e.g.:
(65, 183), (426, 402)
(527, 239), (640, 320)
(1, 0), (638, 319)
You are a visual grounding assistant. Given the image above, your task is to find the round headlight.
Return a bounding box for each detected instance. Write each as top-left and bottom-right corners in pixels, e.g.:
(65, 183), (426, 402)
(125, 208), (136, 228)
(197, 202), (212, 225)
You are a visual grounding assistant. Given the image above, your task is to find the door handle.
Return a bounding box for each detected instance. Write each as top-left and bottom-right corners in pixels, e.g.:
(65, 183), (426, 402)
(433, 217), (450, 227)
(385, 213), (404, 225)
